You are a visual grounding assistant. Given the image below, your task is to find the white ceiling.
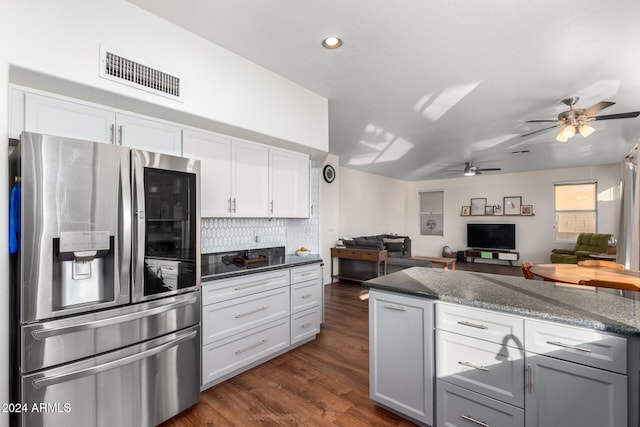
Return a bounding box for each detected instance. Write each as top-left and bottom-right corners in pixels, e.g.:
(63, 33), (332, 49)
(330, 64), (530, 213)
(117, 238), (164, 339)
(128, 0), (640, 181)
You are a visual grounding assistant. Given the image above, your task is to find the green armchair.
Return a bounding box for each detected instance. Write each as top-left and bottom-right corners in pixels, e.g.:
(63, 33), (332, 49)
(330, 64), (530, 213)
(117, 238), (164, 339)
(550, 233), (612, 264)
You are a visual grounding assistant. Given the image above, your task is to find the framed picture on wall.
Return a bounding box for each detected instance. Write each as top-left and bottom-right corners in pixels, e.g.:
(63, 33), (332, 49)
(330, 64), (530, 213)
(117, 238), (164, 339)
(504, 196), (522, 215)
(461, 206), (470, 216)
(521, 205), (533, 215)
(485, 205), (494, 215)
(493, 204), (503, 215)
(470, 198), (487, 215)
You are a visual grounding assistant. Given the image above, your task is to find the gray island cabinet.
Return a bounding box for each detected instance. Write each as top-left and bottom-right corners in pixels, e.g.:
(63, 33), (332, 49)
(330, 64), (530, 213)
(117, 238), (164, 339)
(365, 267), (640, 427)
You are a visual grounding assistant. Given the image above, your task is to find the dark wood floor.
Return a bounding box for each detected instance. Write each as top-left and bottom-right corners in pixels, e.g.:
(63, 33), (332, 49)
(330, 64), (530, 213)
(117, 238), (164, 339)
(162, 262), (522, 426)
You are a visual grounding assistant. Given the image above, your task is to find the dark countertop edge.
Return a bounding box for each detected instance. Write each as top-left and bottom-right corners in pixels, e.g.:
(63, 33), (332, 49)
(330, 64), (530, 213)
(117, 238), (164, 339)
(202, 257), (323, 282)
(364, 282), (640, 337)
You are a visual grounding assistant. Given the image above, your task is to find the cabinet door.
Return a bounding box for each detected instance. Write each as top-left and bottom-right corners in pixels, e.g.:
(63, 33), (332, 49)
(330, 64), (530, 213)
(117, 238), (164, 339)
(25, 92), (115, 144)
(269, 148), (310, 218)
(116, 113), (182, 155)
(525, 352), (627, 427)
(231, 140), (269, 217)
(183, 129), (233, 217)
(369, 290), (434, 425)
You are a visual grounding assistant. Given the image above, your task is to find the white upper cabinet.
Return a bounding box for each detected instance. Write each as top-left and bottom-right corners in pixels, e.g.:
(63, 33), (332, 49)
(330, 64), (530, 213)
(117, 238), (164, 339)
(269, 148), (310, 218)
(182, 129), (233, 217)
(115, 114), (182, 155)
(20, 91), (182, 155)
(231, 140), (270, 217)
(25, 92), (116, 144)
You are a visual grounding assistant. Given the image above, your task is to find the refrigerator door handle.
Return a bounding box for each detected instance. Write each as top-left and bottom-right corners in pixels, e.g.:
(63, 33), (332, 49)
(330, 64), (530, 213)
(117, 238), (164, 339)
(119, 147), (132, 301)
(31, 296), (198, 339)
(31, 329), (197, 389)
(131, 151), (146, 300)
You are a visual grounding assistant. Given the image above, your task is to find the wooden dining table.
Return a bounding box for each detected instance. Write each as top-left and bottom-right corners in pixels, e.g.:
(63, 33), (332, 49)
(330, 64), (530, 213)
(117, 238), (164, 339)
(529, 263), (640, 288)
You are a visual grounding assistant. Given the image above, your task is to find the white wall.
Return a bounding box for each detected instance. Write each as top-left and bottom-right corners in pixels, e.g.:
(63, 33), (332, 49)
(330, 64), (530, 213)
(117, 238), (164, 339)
(320, 154), (340, 283)
(338, 166), (409, 237)
(407, 164), (622, 264)
(0, 2), (328, 425)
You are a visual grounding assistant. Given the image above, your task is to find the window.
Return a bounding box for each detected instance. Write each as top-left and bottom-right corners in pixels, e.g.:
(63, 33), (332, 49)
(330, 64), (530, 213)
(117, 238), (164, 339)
(419, 191), (443, 236)
(554, 182), (597, 241)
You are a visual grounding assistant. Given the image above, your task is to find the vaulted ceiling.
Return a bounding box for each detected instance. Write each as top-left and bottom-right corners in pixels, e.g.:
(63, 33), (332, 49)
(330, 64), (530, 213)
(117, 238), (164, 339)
(129, 0), (640, 181)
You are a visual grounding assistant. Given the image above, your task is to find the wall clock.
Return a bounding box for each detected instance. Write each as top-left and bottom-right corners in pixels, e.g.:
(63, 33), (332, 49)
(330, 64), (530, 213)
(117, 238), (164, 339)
(323, 165), (336, 183)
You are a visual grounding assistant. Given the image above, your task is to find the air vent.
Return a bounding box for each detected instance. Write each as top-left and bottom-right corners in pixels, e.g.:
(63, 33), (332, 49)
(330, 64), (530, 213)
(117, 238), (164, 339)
(99, 46), (181, 100)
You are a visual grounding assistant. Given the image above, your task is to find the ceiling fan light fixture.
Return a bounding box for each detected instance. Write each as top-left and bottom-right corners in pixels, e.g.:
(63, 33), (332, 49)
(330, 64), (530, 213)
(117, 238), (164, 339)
(556, 131), (569, 143)
(578, 124), (595, 138)
(463, 170), (475, 176)
(322, 36), (342, 49)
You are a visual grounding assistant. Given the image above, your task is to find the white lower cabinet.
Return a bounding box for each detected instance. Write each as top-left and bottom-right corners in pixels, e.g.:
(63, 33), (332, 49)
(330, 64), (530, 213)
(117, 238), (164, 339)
(369, 289), (433, 425)
(437, 381), (524, 427)
(201, 263), (323, 389)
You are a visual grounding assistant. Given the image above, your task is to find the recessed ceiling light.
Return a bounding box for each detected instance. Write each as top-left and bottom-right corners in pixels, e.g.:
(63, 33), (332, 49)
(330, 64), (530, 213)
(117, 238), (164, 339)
(322, 36), (342, 49)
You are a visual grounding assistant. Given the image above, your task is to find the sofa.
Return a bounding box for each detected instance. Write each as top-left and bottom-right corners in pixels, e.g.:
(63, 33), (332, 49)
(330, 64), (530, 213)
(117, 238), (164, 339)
(550, 232), (613, 264)
(342, 234), (433, 277)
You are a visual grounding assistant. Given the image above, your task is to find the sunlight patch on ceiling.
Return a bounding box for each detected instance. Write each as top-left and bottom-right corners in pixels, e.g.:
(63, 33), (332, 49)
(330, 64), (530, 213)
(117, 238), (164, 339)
(348, 123), (414, 165)
(471, 134), (519, 150)
(415, 81), (480, 122)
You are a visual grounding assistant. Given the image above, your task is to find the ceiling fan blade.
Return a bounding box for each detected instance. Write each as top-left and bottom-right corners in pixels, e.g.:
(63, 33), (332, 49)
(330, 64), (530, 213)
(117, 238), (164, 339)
(478, 168), (501, 172)
(520, 125), (558, 137)
(525, 119), (558, 123)
(584, 101), (615, 117)
(593, 111), (640, 120)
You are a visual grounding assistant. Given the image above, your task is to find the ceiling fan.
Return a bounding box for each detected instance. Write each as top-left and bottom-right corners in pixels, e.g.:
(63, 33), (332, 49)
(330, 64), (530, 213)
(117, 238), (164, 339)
(462, 162), (501, 176)
(521, 97), (640, 142)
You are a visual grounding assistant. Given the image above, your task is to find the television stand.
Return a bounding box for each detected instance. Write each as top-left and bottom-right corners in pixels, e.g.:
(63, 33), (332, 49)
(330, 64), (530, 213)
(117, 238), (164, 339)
(465, 249), (519, 266)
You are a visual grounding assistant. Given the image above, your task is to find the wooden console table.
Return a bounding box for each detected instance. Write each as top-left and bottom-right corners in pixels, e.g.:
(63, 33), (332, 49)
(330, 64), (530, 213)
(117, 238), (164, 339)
(331, 247), (387, 283)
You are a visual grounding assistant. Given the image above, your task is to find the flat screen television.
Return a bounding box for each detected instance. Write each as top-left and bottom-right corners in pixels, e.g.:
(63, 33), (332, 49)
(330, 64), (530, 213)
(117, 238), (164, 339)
(467, 224), (516, 250)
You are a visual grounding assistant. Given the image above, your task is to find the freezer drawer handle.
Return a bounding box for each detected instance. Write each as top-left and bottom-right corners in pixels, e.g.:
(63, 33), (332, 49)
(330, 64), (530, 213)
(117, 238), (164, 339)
(546, 340), (592, 353)
(235, 306), (269, 318)
(31, 296), (198, 339)
(31, 329), (197, 389)
(458, 361), (490, 372)
(461, 415), (490, 427)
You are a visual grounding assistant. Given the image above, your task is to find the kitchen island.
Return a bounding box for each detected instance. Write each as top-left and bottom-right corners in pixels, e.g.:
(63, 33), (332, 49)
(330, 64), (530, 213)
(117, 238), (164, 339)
(364, 267), (640, 427)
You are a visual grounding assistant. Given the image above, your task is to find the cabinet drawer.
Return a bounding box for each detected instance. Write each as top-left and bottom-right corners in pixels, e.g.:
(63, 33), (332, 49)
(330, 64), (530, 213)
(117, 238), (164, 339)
(437, 330), (525, 407)
(524, 319), (627, 374)
(291, 279), (322, 314)
(202, 287), (290, 345)
(202, 269), (290, 306)
(202, 317), (290, 385)
(333, 249), (382, 260)
(291, 307), (321, 344)
(290, 264), (322, 284)
(436, 303), (524, 347)
(437, 381), (524, 427)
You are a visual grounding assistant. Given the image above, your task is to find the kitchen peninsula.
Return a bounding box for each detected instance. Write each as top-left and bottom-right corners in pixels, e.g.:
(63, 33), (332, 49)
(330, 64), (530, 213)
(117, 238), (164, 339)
(365, 267), (640, 427)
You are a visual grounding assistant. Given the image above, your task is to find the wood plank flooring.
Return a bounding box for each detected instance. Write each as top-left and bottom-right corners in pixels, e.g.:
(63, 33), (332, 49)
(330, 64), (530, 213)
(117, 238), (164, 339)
(161, 263), (522, 426)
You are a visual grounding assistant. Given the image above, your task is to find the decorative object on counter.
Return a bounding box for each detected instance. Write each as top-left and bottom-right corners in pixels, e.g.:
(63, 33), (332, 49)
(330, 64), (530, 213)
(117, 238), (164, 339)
(233, 254), (268, 265)
(295, 247), (311, 257)
(503, 196), (522, 215)
(470, 198), (486, 215)
(461, 206), (470, 216)
(520, 204), (533, 215)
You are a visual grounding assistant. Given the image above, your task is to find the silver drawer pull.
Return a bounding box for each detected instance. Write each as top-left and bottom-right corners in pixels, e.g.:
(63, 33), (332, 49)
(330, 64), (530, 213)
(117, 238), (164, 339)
(457, 320), (488, 330)
(527, 363), (532, 393)
(384, 304), (406, 311)
(458, 361), (489, 372)
(234, 281), (269, 291)
(301, 293), (313, 299)
(301, 322), (313, 329)
(235, 339), (268, 355)
(546, 340), (592, 353)
(461, 415), (490, 427)
(300, 272), (313, 276)
(235, 306), (269, 318)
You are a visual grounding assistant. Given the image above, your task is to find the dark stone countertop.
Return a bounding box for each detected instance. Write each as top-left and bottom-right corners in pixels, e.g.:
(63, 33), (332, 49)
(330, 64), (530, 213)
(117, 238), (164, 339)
(364, 267), (640, 336)
(202, 254), (323, 282)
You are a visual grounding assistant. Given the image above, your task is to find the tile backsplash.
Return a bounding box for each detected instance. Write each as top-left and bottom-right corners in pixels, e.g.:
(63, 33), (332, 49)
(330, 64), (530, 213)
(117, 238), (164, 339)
(201, 166), (320, 255)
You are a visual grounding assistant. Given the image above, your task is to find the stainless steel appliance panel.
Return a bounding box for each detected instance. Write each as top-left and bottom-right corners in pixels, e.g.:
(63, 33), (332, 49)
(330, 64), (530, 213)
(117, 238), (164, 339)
(16, 132), (131, 322)
(20, 325), (200, 427)
(21, 291), (200, 373)
(132, 149), (200, 303)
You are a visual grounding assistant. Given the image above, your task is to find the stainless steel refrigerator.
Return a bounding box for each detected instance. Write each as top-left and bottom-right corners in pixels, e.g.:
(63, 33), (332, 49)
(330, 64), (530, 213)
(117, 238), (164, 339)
(9, 132), (201, 427)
